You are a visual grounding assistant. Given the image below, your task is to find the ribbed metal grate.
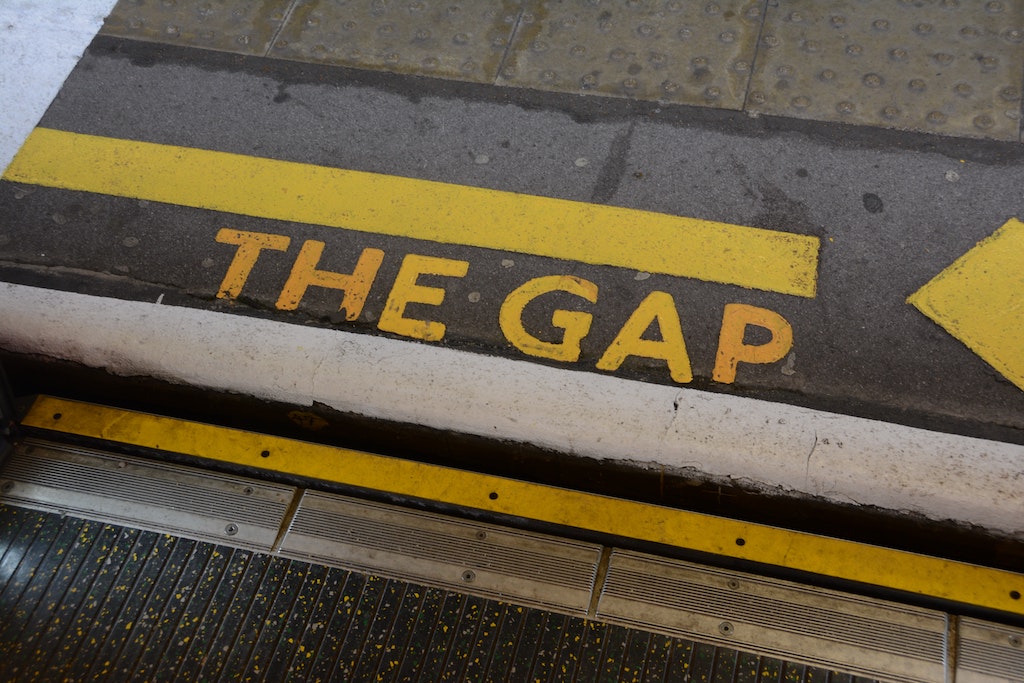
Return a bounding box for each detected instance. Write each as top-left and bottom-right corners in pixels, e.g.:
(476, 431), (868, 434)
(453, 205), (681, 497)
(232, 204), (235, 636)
(3, 435), (1004, 683)
(1, 441), (294, 551)
(280, 491), (602, 615)
(602, 565), (945, 658)
(597, 550), (945, 683)
(5, 451), (288, 526)
(957, 617), (1024, 682)
(0, 505), (879, 683)
(289, 498), (598, 586)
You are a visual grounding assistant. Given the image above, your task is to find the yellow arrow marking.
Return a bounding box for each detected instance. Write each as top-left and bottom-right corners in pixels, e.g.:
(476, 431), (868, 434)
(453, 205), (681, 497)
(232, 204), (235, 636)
(908, 218), (1024, 391)
(2, 127), (819, 297)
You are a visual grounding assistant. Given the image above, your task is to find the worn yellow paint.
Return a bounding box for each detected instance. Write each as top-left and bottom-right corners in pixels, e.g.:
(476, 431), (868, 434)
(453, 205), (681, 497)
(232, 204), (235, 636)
(499, 275), (598, 362)
(214, 229), (291, 299)
(595, 291), (693, 383)
(378, 254), (469, 341)
(21, 396), (1024, 616)
(3, 128), (820, 297)
(712, 303), (794, 384)
(908, 218), (1024, 391)
(276, 242), (384, 320)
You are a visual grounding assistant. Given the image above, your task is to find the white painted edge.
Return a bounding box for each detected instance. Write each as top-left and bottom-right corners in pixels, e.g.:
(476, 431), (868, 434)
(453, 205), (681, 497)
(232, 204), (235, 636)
(0, 0), (118, 174)
(2, 282), (1022, 537)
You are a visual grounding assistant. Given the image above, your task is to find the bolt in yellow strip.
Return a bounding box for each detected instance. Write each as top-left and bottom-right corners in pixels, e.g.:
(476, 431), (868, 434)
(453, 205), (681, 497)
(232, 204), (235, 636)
(2, 128), (819, 297)
(20, 396), (1023, 616)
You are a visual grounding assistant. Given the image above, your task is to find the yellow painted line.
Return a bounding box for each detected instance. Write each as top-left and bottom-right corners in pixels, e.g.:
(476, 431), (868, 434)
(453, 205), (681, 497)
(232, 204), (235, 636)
(21, 396), (1024, 617)
(2, 128), (819, 297)
(908, 218), (1024, 391)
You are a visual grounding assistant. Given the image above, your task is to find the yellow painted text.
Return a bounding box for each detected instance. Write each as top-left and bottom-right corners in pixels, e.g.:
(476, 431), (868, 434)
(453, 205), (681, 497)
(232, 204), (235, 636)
(378, 254), (470, 342)
(499, 276), (598, 363)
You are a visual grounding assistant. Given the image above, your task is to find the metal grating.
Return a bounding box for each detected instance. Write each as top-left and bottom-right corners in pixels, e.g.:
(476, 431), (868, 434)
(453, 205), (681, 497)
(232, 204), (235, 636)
(957, 617), (1024, 683)
(5, 436), (1016, 681)
(0, 505), (876, 682)
(279, 489), (602, 615)
(747, 0), (1024, 140)
(597, 550), (946, 683)
(0, 442), (295, 551)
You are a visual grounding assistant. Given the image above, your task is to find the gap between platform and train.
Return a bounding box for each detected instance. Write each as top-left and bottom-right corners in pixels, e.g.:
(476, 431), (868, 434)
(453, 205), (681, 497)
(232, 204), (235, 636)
(12, 442), (1022, 683)
(17, 395), (1024, 622)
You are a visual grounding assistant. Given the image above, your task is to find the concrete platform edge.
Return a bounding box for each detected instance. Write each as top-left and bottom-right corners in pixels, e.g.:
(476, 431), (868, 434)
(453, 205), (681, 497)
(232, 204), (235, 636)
(2, 281), (1021, 538)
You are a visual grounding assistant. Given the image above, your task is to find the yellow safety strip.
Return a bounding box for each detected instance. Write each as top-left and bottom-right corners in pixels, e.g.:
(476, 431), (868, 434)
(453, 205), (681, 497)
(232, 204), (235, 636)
(21, 396), (1023, 617)
(2, 128), (819, 298)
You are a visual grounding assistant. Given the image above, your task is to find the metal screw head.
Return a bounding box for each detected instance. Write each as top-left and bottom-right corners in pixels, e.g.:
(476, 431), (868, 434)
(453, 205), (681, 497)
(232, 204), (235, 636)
(718, 621), (734, 635)
(225, 523), (239, 536)
(461, 570), (476, 582)
(727, 579), (740, 590)
(1009, 635), (1021, 647)
(475, 531), (487, 541)
(1, 480), (13, 494)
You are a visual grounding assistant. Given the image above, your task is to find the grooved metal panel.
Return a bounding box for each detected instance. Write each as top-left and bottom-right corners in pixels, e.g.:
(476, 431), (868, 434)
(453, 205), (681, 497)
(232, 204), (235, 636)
(596, 550), (946, 683)
(0, 505), (867, 682)
(497, 0), (764, 109)
(0, 442), (294, 551)
(747, 0), (1024, 140)
(271, 0), (525, 83)
(100, 0), (296, 56)
(278, 489), (601, 615)
(957, 617), (1024, 683)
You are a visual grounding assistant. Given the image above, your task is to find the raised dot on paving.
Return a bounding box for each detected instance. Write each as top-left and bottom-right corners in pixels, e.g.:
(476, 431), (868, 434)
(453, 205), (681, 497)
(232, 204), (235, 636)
(100, 0), (295, 56)
(270, 0), (525, 84)
(497, 0), (763, 109)
(747, 0), (1024, 140)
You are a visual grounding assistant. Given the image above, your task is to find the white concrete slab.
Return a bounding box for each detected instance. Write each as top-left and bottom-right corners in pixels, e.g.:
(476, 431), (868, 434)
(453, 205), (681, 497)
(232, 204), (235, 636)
(0, 0), (117, 173)
(2, 281), (1021, 538)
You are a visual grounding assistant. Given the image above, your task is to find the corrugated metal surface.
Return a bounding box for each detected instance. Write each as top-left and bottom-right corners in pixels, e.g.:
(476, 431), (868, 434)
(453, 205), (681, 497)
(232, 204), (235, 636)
(2, 444), (294, 551)
(1, 441), (605, 617)
(0, 505), (875, 682)
(597, 550), (946, 683)
(279, 490), (601, 616)
(957, 617), (1024, 683)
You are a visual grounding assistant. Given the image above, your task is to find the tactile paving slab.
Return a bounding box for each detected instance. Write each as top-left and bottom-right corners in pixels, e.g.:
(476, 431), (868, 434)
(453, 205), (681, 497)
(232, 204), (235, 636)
(100, 0), (295, 56)
(97, 0), (1024, 142)
(498, 0), (764, 109)
(747, 0), (1024, 140)
(271, 0), (525, 84)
